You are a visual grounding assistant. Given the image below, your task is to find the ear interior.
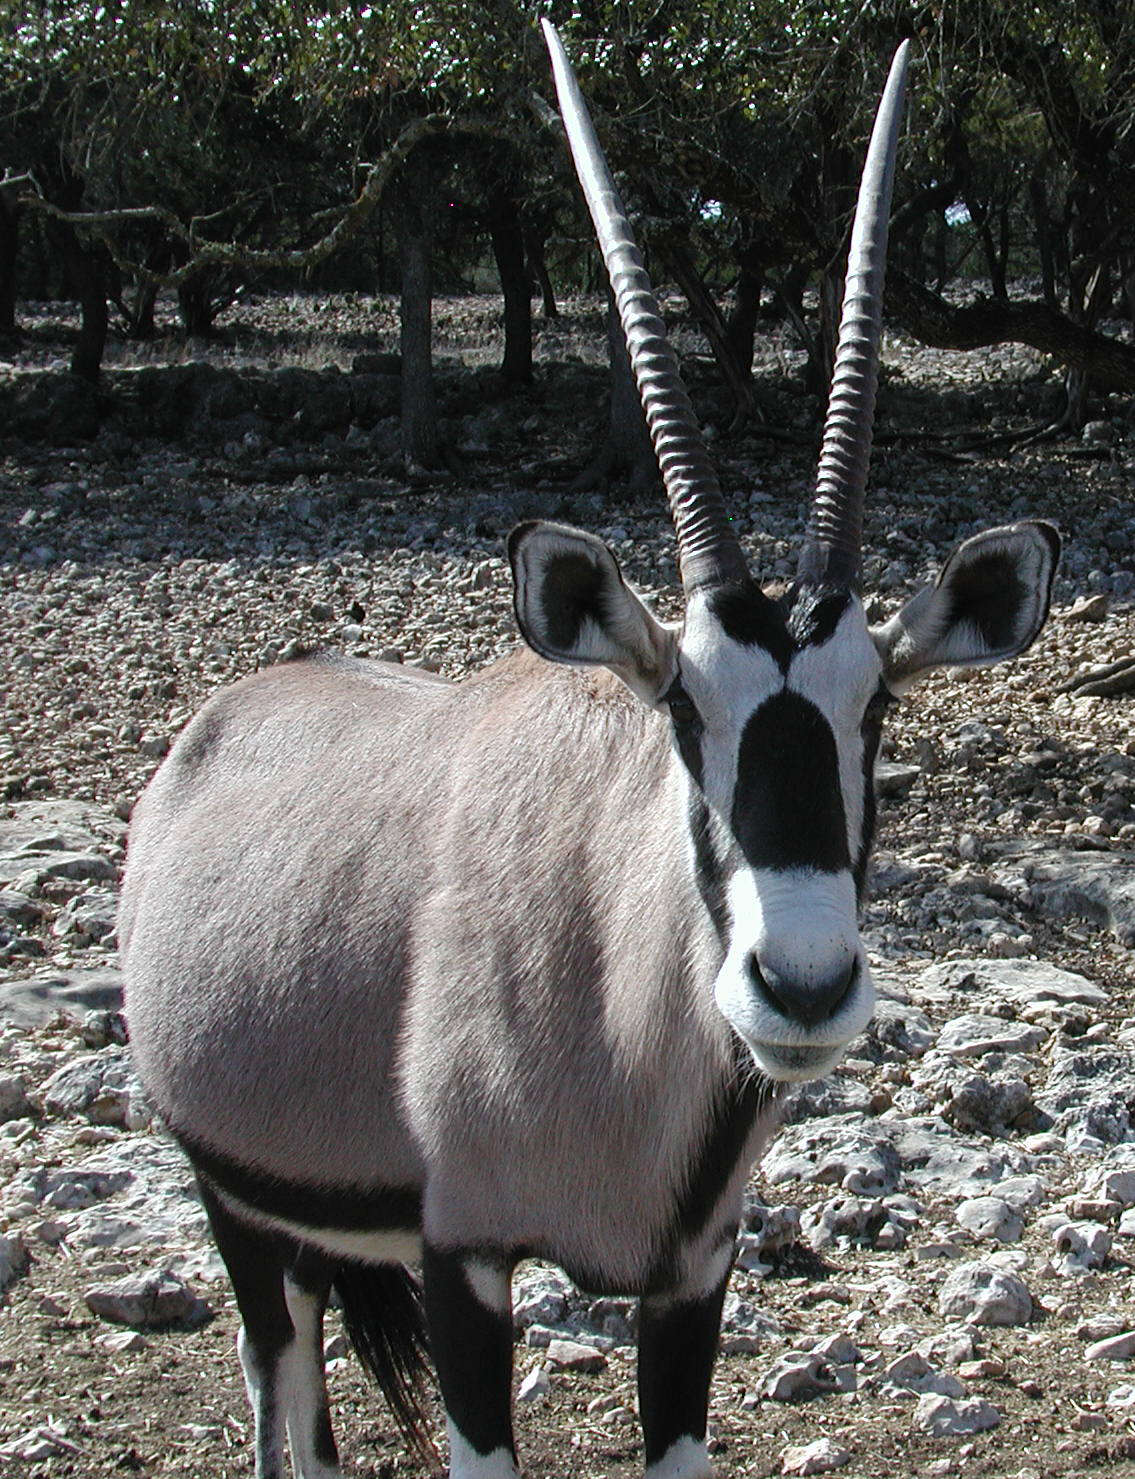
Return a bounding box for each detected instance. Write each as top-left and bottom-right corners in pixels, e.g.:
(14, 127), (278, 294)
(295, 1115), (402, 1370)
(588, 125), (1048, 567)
(874, 520), (1060, 689)
(508, 521), (675, 701)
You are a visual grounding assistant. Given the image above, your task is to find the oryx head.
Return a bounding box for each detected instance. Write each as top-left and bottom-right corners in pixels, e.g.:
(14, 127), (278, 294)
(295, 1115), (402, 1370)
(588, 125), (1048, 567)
(510, 26), (1059, 1082)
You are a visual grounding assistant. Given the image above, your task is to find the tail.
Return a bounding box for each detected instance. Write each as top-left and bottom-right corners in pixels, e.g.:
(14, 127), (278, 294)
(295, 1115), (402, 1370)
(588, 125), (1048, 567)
(333, 1261), (441, 1472)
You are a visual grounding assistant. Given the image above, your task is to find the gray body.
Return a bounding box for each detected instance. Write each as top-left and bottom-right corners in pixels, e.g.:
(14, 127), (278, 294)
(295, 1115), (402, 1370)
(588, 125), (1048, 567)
(122, 652), (770, 1291)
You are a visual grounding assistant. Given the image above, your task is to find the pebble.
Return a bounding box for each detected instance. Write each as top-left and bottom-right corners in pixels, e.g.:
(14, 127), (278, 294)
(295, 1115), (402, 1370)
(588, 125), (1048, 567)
(761, 1352), (840, 1402)
(84, 1267), (209, 1328)
(0, 1232), (29, 1293)
(954, 1196), (1023, 1243)
(937, 1263), (1033, 1326)
(1085, 1331), (1135, 1362)
(912, 1393), (1001, 1435)
(543, 1338), (607, 1373)
(1053, 1220), (1112, 1272)
(1064, 592), (1110, 622)
(516, 1366), (550, 1403)
(780, 1436), (852, 1475)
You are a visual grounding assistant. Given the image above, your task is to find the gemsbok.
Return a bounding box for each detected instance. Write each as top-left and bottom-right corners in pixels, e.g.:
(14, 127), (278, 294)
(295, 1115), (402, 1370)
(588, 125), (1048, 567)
(120, 23), (1059, 1479)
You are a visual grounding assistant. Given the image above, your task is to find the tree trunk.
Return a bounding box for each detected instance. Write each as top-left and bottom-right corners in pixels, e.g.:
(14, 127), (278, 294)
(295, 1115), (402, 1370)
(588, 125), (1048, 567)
(523, 224), (557, 318)
(397, 167), (441, 470)
(178, 270), (218, 336)
(725, 249), (764, 378)
(658, 237), (755, 424)
(0, 196), (19, 335)
(487, 186), (532, 385)
(1029, 174), (1057, 308)
(605, 289), (658, 490)
(58, 225), (108, 383)
(811, 265), (842, 397)
(572, 290), (656, 492)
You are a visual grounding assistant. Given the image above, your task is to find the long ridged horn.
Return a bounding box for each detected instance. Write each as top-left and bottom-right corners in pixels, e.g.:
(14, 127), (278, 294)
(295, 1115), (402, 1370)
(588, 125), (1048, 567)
(799, 41), (911, 589)
(542, 19), (748, 593)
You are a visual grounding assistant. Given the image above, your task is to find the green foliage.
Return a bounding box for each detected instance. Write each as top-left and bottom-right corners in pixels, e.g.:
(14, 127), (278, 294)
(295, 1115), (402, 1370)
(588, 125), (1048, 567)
(0, 0), (1132, 335)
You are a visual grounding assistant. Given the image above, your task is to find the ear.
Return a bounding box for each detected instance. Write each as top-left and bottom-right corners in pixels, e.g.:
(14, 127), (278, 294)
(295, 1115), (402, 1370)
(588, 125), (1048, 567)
(872, 520), (1060, 691)
(507, 521), (677, 703)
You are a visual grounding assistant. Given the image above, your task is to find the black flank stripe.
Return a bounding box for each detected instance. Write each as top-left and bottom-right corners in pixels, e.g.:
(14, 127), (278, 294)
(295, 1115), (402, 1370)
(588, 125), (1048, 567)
(855, 679), (891, 898)
(183, 1133), (422, 1233)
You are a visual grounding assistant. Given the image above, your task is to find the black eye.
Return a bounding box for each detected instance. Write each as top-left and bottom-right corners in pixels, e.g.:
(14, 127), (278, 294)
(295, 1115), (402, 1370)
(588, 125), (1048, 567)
(670, 696), (700, 729)
(664, 679), (703, 734)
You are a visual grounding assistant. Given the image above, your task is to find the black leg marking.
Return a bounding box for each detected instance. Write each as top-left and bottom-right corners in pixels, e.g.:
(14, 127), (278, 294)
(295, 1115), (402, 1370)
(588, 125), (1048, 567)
(422, 1245), (516, 1466)
(638, 1260), (731, 1472)
(199, 1179), (295, 1479)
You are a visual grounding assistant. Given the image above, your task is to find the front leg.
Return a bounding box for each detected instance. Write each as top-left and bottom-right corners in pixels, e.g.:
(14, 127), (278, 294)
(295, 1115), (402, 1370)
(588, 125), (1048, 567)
(422, 1244), (519, 1479)
(637, 1240), (734, 1479)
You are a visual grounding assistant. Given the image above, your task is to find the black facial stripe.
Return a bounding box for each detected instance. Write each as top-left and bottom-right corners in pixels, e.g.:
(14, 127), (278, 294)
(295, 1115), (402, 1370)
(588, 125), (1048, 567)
(786, 583), (854, 648)
(688, 791), (728, 942)
(183, 1133), (422, 1233)
(732, 691), (849, 873)
(708, 580), (794, 668)
(664, 674), (705, 788)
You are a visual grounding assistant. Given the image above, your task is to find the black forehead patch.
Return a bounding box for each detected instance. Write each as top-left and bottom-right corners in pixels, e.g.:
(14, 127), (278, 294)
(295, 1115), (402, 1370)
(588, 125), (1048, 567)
(708, 580), (852, 670)
(784, 584), (854, 648)
(707, 579), (793, 667)
(732, 691), (850, 873)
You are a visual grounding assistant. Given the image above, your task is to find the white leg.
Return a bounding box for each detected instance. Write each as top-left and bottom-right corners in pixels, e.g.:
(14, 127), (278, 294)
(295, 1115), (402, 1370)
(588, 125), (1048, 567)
(645, 1434), (713, 1479)
(282, 1277), (340, 1479)
(238, 1324), (288, 1479)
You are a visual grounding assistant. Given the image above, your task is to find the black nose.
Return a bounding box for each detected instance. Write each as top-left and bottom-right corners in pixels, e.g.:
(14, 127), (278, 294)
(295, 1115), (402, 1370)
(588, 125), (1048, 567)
(747, 953), (858, 1028)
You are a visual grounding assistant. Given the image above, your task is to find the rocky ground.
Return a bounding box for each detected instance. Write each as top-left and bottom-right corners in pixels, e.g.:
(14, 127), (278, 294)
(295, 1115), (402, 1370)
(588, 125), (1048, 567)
(1, 292), (1135, 1477)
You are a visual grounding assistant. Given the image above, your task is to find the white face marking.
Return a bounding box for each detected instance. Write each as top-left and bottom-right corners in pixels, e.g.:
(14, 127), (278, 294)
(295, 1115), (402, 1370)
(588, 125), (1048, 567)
(446, 1422), (519, 1479)
(677, 593), (884, 1079)
(713, 869), (875, 1080)
(787, 598), (885, 865)
(463, 1258), (512, 1318)
(644, 1434), (713, 1479)
(678, 596), (780, 812)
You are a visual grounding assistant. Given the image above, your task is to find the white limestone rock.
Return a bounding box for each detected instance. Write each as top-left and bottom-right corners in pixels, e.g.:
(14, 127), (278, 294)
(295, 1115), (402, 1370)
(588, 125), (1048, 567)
(937, 1262), (1032, 1326)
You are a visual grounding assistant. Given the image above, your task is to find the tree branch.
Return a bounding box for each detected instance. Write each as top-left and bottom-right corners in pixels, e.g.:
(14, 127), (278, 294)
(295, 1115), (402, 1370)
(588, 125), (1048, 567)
(13, 113), (468, 289)
(887, 271), (1135, 394)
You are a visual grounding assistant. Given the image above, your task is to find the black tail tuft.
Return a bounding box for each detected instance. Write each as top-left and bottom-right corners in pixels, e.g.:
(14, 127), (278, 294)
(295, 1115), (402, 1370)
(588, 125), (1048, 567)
(333, 1261), (441, 1473)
